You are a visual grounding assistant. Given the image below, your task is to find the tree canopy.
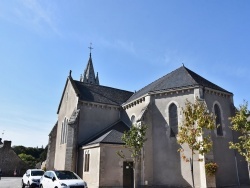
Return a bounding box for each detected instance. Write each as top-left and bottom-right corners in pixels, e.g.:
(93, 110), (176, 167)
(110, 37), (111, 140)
(177, 99), (215, 159)
(117, 123), (147, 161)
(13, 145), (47, 168)
(229, 101), (250, 162)
(177, 99), (215, 187)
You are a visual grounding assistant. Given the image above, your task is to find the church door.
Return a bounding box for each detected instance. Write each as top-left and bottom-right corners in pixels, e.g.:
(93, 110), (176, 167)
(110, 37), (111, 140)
(123, 161), (134, 188)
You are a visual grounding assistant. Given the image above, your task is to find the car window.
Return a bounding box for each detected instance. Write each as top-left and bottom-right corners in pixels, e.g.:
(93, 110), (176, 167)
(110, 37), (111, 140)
(31, 171), (44, 176)
(44, 172), (51, 179)
(50, 172), (55, 179)
(26, 170), (30, 176)
(55, 171), (79, 180)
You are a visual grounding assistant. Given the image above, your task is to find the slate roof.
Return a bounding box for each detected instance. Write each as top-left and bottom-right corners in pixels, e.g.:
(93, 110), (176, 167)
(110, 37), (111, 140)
(73, 80), (133, 106)
(126, 66), (232, 104)
(80, 121), (130, 146)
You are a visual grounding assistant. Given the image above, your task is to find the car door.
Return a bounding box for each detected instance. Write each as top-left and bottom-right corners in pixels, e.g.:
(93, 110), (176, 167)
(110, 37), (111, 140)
(49, 172), (58, 188)
(47, 172), (55, 188)
(42, 171), (50, 188)
(23, 170), (30, 185)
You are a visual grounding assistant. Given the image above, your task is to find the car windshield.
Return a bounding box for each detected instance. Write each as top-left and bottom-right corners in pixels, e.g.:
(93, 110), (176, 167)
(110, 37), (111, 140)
(55, 171), (79, 180)
(31, 171), (44, 176)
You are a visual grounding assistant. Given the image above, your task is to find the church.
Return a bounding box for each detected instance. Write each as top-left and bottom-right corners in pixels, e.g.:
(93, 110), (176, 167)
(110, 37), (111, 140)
(46, 50), (249, 188)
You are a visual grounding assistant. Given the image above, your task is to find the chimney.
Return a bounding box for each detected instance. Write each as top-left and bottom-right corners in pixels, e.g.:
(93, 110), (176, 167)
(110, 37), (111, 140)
(3, 141), (11, 148)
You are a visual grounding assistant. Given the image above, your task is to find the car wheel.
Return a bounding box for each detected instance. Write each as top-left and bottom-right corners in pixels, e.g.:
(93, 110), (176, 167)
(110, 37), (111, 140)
(21, 180), (25, 188)
(40, 185), (43, 188)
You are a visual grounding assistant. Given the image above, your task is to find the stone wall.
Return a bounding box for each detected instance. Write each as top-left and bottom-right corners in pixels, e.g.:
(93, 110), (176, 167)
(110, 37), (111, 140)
(0, 140), (29, 177)
(46, 123), (57, 170)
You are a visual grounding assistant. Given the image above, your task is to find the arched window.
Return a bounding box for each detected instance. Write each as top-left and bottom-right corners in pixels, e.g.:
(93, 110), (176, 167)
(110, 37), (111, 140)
(60, 118), (68, 144)
(214, 104), (223, 136)
(84, 150), (90, 172)
(131, 115), (136, 125)
(60, 122), (64, 144)
(169, 103), (178, 137)
(64, 119), (68, 144)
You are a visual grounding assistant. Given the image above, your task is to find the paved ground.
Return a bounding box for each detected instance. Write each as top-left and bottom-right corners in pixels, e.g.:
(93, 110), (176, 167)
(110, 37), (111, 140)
(0, 177), (249, 188)
(0, 177), (22, 188)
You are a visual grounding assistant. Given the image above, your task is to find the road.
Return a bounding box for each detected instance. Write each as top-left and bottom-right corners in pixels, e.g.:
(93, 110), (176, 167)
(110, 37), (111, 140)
(0, 177), (22, 188)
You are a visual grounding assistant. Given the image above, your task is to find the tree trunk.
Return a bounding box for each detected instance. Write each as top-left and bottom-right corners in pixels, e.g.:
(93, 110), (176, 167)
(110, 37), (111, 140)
(190, 150), (195, 188)
(134, 156), (141, 188)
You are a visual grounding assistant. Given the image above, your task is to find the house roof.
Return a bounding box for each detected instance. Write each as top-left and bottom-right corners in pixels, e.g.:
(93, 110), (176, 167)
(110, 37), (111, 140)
(125, 66), (232, 104)
(80, 120), (130, 146)
(73, 80), (133, 106)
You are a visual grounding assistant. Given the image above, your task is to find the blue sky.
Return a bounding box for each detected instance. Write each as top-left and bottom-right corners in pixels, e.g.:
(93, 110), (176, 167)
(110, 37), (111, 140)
(0, 0), (249, 147)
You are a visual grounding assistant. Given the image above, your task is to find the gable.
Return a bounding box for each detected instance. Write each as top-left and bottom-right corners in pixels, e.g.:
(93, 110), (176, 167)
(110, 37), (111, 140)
(57, 76), (80, 114)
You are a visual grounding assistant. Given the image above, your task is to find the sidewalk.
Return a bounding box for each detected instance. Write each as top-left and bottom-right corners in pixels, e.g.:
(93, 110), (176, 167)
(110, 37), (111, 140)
(0, 177), (22, 188)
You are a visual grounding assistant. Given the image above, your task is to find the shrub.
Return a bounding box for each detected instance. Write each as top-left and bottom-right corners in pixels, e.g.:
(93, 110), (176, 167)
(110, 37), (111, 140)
(205, 162), (218, 176)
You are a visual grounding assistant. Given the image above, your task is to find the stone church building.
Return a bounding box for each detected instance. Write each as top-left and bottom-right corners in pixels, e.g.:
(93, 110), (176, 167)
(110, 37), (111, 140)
(46, 52), (249, 188)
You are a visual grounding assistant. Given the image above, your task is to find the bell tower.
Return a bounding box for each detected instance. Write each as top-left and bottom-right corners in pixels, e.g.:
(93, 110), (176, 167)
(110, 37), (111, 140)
(80, 43), (99, 85)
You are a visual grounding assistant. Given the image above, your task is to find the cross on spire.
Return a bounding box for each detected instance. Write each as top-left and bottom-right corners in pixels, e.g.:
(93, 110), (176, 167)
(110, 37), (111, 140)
(88, 43), (93, 55)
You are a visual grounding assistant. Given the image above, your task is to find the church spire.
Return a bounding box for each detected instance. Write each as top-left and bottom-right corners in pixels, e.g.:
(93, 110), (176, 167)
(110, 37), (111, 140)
(80, 43), (100, 85)
(95, 72), (99, 85)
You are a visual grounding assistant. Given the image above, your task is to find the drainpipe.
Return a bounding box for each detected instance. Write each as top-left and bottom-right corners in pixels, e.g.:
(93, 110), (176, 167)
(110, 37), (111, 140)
(75, 145), (79, 174)
(231, 103), (240, 187)
(234, 155), (240, 186)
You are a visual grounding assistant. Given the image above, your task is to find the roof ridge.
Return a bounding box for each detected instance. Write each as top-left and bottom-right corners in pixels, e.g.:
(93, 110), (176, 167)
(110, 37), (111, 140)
(125, 66), (183, 103)
(182, 66), (199, 85)
(100, 129), (113, 141)
(74, 80), (133, 105)
(125, 65), (231, 104)
(86, 87), (121, 105)
(74, 79), (133, 93)
(184, 66), (230, 93)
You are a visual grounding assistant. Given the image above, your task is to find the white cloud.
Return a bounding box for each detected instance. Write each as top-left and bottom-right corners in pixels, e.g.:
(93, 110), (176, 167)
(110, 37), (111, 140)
(0, 0), (60, 36)
(115, 39), (135, 54)
(99, 38), (136, 54)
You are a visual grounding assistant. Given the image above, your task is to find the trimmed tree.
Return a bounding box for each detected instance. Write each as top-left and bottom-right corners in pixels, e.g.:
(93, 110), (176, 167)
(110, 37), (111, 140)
(229, 101), (250, 162)
(177, 99), (215, 188)
(19, 153), (36, 168)
(117, 123), (147, 188)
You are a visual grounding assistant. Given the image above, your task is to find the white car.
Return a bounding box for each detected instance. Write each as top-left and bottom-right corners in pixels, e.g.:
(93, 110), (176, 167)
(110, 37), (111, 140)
(22, 169), (44, 188)
(39, 170), (87, 188)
